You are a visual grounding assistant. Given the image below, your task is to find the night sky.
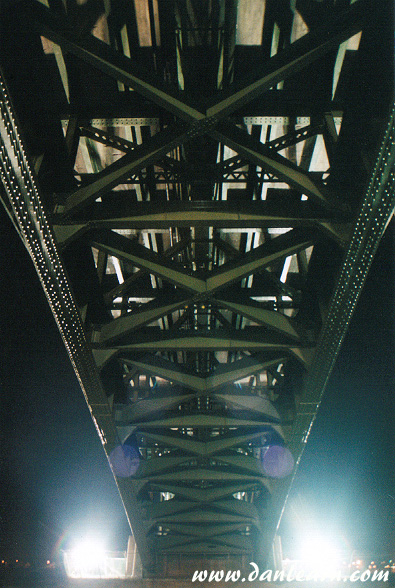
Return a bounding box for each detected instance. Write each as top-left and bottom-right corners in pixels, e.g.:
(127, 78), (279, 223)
(0, 206), (130, 563)
(282, 222), (395, 557)
(0, 202), (394, 564)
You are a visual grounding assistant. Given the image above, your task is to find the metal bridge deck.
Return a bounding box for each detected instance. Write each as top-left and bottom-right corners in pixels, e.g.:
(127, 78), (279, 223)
(0, 0), (394, 575)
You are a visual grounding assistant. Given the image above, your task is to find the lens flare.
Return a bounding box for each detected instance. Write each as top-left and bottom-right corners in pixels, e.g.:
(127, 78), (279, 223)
(262, 445), (294, 478)
(109, 444), (140, 478)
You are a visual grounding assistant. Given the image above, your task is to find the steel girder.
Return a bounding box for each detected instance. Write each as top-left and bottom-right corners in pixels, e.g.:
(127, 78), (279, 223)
(0, 0), (393, 574)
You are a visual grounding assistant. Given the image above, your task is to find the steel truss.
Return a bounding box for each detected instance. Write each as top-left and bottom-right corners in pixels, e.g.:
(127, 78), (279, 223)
(0, 0), (393, 574)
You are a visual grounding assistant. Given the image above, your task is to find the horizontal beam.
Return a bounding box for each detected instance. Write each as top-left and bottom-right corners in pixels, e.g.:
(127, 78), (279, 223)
(57, 93), (343, 123)
(142, 430), (282, 457)
(137, 455), (264, 478)
(146, 498), (258, 522)
(138, 457), (196, 478)
(117, 414), (283, 430)
(116, 391), (281, 423)
(155, 541), (250, 555)
(141, 468), (262, 483)
(147, 483), (259, 504)
(144, 500), (198, 520)
(105, 327), (309, 353)
(157, 522), (251, 539)
(54, 200), (344, 230)
(154, 533), (253, 553)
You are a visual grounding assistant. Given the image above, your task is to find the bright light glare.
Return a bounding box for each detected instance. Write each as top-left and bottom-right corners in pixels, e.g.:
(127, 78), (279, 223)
(68, 539), (106, 577)
(298, 536), (341, 576)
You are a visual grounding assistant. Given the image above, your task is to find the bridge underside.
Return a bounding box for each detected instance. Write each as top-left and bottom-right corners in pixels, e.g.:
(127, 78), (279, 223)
(0, 0), (394, 575)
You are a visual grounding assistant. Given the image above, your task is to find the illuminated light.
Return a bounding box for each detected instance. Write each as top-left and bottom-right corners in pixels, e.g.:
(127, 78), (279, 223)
(65, 538), (106, 578)
(297, 535), (342, 577)
(47, 560), (51, 565)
